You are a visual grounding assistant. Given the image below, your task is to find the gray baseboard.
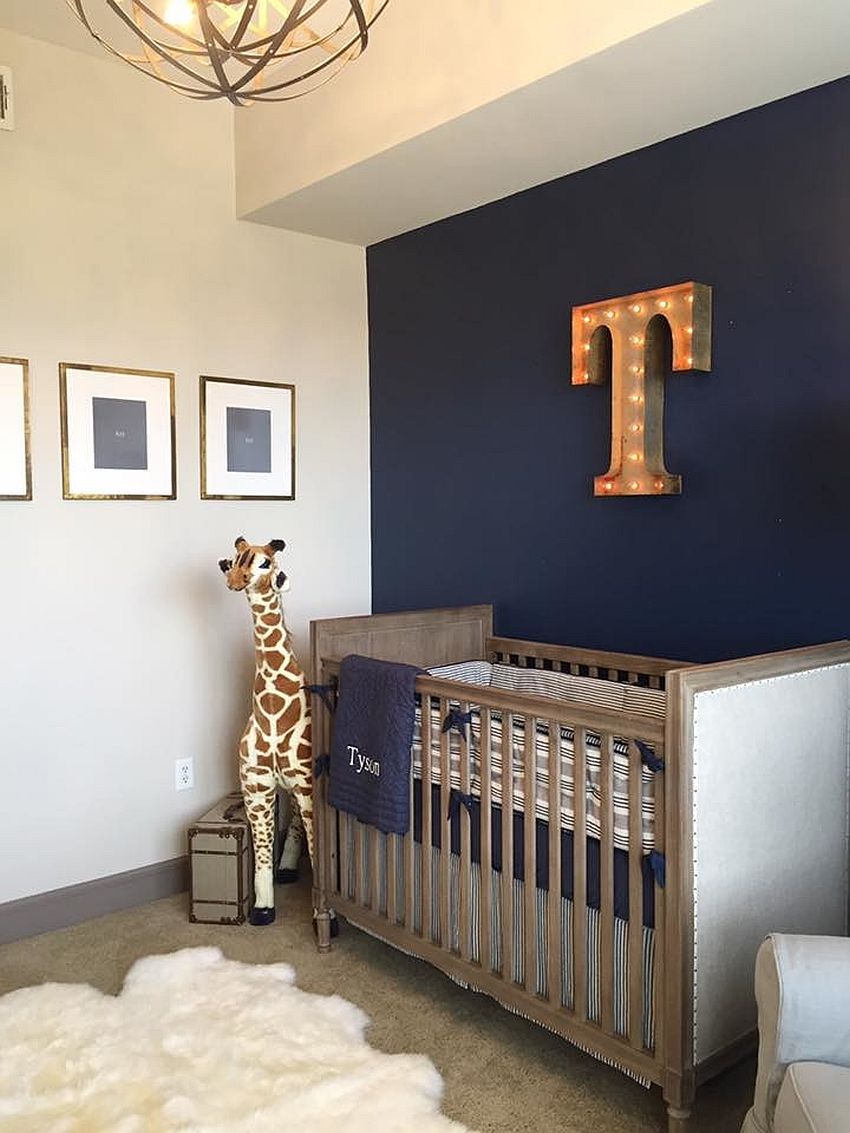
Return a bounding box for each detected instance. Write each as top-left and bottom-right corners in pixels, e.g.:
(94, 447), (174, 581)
(0, 857), (188, 945)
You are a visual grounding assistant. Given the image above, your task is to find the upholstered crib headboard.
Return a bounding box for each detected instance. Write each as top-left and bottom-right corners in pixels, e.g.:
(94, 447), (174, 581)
(309, 605), (494, 684)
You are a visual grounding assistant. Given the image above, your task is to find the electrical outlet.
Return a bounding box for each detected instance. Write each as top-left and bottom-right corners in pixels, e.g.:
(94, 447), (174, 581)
(175, 757), (194, 791)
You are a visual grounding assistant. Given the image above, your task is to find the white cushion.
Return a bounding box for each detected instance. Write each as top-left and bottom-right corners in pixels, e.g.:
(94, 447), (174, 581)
(774, 1063), (850, 1133)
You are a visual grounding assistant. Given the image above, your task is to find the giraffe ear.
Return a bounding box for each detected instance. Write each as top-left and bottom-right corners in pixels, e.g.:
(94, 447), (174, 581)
(268, 539), (286, 553)
(219, 559), (232, 574)
(234, 535), (247, 550)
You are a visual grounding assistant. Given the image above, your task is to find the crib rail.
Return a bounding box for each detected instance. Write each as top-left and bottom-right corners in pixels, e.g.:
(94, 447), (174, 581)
(314, 658), (668, 1087)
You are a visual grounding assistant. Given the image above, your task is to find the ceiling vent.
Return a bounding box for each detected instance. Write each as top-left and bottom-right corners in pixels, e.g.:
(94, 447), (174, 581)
(0, 67), (14, 131)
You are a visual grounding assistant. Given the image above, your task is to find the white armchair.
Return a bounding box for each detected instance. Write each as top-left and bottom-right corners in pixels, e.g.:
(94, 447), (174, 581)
(741, 934), (850, 1133)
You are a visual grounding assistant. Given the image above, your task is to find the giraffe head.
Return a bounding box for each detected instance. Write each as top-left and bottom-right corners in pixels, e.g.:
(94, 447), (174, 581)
(219, 536), (290, 594)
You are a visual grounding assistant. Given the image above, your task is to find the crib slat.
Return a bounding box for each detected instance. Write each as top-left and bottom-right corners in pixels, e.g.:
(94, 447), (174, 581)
(370, 825), (380, 915)
(440, 697), (451, 950)
(339, 811), (351, 901)
(405, 770), (415, 930)
(387, 832), (397, 924)
(600, 732), (615, 1035)
(353, 817), (364, 906)
(548, 718), (562, 1007)
(524, 714), (537, 994)
(628, 739), (644, 1049)
(653, 751), (666, 1056)
(422, 694), (433, 940)
(502, 710), (515, 982)
(459, 700), (472, 963)
(480, 707), (493, 973)
(574, 725), (587, 1021)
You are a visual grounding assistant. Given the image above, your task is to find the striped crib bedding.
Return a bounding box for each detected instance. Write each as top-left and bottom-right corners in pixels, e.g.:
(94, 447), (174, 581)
(414, 662), (665, 853)
(339, 817), (656, 1063)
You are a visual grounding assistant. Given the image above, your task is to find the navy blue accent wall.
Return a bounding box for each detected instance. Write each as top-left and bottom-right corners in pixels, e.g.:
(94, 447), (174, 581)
(367, 78), (850, 662)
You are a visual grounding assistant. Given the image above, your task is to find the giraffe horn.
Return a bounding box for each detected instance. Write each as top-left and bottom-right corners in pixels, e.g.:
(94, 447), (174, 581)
(234, 535), (247, 549)
(269, 539), (286, 552)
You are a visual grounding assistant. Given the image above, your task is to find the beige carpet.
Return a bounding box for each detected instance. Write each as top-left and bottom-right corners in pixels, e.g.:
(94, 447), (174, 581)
(0, 877), (753, 1132)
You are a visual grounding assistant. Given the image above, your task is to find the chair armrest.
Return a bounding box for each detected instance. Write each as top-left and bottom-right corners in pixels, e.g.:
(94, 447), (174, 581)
(747, 934), (850, 1132)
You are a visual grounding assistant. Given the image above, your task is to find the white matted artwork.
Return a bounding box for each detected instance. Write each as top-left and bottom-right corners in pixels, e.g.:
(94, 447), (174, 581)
(200, 376), (295, 500)
(60, 363), (176, 500)
(0, 357), (31, 500)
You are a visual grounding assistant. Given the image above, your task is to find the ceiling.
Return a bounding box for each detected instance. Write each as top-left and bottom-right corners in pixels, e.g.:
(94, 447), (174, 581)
(2, 1), (849, 246)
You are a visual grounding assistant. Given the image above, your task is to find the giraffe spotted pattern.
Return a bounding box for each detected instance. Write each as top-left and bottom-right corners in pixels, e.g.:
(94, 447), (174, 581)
(219, 537), (313, 926)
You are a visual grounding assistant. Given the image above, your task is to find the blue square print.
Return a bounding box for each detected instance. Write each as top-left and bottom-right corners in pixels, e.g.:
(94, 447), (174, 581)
(227, 406), (272, 473)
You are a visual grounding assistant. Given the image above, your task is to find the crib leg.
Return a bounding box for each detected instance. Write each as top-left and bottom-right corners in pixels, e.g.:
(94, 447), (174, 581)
(314, 909), (333, 953)
(666, 1105), (692, 1132)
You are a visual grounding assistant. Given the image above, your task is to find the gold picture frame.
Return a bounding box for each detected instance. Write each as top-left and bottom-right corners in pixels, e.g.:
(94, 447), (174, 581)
(0, 356), (32, 501)
(200, 375), (296, 501)
(59, 362), (177, 500)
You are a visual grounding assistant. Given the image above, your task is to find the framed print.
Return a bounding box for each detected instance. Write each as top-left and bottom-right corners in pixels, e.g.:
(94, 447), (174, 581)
(59, 363), (176, 500)
(200, 376), (295, 500)
(0, 357), (32, 501)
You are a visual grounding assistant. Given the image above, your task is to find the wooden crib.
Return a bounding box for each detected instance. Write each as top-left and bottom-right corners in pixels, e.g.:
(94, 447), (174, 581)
(309, 606), (850, 1131)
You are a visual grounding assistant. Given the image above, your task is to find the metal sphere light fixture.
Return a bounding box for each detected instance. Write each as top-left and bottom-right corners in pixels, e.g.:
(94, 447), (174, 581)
(67, 0), (390, 106)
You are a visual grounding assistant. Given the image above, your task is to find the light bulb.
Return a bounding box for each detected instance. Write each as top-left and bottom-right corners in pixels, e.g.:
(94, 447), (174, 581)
(630, 364), (642, 374)
(657, 299), (669, 309)
(604, 309), (615, 319)
(584, 343), (591, 352)
(628, 480), (639, 491)
(627, 452), (641, 462)
(685, 326), (693, 335)
(685, 294), (694, 304)
(686, 355), (693, 366)
(631, 304), (642, 314)
(654, 479), (665, 491)
(629, 423), (641, 433)
(582, 315), (592, 324)
(602, 481), (614, 492)
(165, 0), (194, 27)
(629, 335), (644, 346)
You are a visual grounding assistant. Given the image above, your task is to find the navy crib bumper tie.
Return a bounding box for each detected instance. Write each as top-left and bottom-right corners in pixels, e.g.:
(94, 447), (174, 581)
(447, 789), (476, 821)
(647, 850), (666, 888)
(307, 683), (336, 714)
(442, 708), (473, 738)
(314, 754), (331, 779)
(636, 739), (665, 773)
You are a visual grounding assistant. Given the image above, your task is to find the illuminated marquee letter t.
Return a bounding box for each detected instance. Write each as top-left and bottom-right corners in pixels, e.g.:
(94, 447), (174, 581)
(571, 281), (712, 496)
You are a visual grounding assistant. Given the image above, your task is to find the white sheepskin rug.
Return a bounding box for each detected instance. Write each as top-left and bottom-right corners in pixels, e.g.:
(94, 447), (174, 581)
(0, 946), (471, 1132)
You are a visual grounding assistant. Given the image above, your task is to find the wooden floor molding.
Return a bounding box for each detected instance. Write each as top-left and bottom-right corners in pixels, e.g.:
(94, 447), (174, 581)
(0, 857), (188, 945)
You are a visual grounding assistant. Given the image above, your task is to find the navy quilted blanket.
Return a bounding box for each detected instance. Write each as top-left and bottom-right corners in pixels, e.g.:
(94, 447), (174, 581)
(328, 655), (423, 835)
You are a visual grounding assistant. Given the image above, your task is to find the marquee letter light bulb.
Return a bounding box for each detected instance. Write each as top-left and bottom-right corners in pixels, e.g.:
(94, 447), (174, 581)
(571, 281), (712, 497)
(165, 0), (195, 27)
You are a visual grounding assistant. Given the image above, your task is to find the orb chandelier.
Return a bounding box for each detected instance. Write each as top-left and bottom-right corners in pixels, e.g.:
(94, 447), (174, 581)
(67, 1), (390, 106)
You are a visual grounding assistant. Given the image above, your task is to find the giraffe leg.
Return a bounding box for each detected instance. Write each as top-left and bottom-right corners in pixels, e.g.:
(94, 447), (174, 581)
(240, 750), (277, 926)
(277, 795), (304, 884)
(294, 785), (315, 869)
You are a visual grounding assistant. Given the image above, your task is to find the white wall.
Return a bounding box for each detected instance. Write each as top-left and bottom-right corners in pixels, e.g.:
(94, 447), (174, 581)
(0, 29), (371, 904)
(234, 0), (707, 215)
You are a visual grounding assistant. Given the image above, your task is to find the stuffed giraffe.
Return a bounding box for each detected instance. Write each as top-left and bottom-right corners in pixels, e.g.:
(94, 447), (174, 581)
(219, 536), (313, 926)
